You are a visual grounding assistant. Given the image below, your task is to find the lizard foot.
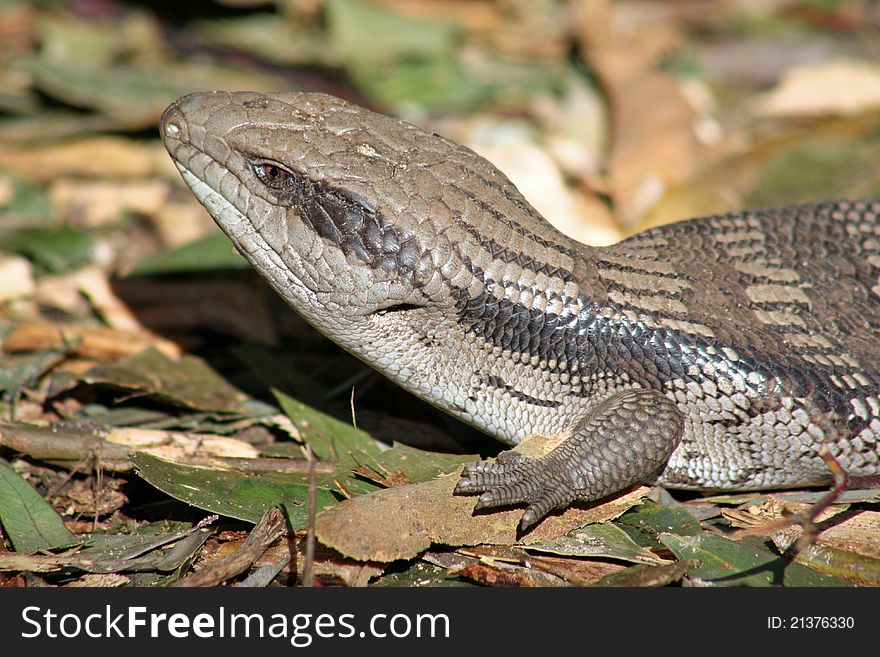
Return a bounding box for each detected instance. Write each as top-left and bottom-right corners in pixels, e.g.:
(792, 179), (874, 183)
(455, 388), (686, 531)
(456, 450), (579, 531)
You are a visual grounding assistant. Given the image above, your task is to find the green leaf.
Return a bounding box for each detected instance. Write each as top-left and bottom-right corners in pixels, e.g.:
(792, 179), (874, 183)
(749, 136), (880, 206)
(80, 527), (211, 574)
(23, 59), (214, 129)
(326, 0), (486, 111)
(80, 523), (199, 561)
(272, 388), (380, 462)
(327, 0), (456, 65)
(372, 562), (475, 587)
(525, 522), (666, 565)
(132, 451), (338, 528)
(660, 533), (852, 587)
(194, 14), (341, 68)
(348, 58), (489, 113)
(616, 501), (703, 547)
(129, 232), (249, 276)
(0, 110), (120, 144)
(0, 350), (63, 396)
(272, 390), (475, 498)
(591, 560), (698, 587)
(0, 226), (94, 274)
(0, 460), (78, 553)
(325, 441), (478, 499)
(369, 442), (476, 485)
(83, 349), (249, 413)
(0, 177), (51, 221)
(22, 57), (291, 129)
(772, 531), (880, 585)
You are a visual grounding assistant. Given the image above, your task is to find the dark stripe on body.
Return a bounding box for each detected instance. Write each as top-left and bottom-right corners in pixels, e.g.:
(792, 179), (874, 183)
(276, 175), (879, 424)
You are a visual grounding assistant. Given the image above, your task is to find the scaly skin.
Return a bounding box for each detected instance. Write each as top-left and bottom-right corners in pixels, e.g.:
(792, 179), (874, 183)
(161, 91), (880, 529)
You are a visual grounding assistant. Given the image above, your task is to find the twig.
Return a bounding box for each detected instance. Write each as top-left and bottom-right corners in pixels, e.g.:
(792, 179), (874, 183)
(302, 444), (318, 587)
(172, 507), (286, 587)
(0, 421), (132, 471)
(735, 446), (850, 556)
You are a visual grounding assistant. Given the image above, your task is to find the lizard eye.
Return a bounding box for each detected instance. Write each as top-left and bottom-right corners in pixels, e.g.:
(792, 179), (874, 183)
(252, 160), (293, 188)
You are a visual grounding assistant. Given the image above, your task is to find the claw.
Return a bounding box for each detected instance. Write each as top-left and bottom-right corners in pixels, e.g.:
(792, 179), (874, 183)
(456, 451), (570, 530)
(519, 492), (563, 531)
(519, 508), (540, 532)
(454, 477), (476, 493)
(473, 491), (497, 511)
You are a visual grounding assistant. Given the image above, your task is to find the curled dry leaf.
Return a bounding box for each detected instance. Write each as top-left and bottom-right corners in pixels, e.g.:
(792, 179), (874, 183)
(54, 477), (128, 518)
(768, 509), (880, 562)
(315, 433), (650, 562)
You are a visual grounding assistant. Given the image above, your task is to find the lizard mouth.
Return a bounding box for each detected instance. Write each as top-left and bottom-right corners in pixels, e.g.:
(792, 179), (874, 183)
(172, 160), (325, 301)
(372, 303), (424, 317)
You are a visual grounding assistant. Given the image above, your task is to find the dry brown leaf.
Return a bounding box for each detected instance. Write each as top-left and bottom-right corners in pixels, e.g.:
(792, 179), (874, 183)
(150, 199), (217, 248)
(810, 510), (880, 559)
(63, 573), (130, 587)
(32, 275), (90, 316)
(105, 427), (261, 460)
(454, 544), (628, 586)
(315, 434), (649, 562)
(456, 560), (567, 587)
(65, 265), (145, 332)
(50, 179), (170, 227)
(721, 495), (788, 529)
(36, 265), (162, 333)
(197, 529), (383, 587)
(755, 58), (880, 118)
(575, 0), (702, 229)
(0, 175), (15, 205)
(525, 553), (628, 585)
(0, 3), (35, 57)
(255, 535), (384, 587)
(472, 136), (621, 246)
(723, 495), (845, 531)
(0, 554), (65, 573)
(55, 477), (128, 518)
(3, 320), (180, 361)
(0, 137), (166, 183)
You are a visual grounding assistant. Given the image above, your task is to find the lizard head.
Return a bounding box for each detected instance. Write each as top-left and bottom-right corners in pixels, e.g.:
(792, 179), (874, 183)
(161, 92), (586, 425)
(160, 91), (486, 342)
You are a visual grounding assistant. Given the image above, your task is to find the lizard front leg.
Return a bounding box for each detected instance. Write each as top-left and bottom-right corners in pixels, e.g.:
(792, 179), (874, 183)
(455, 388), (685, 530)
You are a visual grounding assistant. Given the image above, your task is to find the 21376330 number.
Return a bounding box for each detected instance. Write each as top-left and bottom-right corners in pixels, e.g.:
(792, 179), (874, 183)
(768, 617), (855, 630)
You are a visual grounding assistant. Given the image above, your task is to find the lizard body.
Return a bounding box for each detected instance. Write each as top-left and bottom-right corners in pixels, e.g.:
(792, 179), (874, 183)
(161, 91), (880, 528)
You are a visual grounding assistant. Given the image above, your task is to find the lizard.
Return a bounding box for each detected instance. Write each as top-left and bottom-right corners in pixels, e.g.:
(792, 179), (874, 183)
(160, 90), (880, 531)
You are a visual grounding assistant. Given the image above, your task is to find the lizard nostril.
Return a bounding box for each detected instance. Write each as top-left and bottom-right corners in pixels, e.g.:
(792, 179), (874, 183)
(160, 99), (191, 145)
